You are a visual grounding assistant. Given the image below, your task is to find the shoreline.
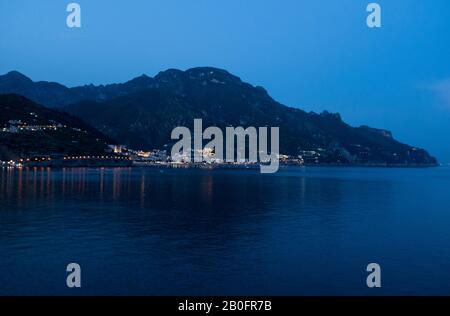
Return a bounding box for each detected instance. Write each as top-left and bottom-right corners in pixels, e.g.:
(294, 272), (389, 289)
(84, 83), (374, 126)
(1, 160), (441, 170)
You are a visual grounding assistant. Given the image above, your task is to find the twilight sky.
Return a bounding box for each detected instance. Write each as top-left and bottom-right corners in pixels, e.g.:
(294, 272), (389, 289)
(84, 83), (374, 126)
(1, 0), (449, 161)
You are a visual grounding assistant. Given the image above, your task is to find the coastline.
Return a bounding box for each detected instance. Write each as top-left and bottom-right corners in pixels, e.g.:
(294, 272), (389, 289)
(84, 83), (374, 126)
(1, 159), (440, 170)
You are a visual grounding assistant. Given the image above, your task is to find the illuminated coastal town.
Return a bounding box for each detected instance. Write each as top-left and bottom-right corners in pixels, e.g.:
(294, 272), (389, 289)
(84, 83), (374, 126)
(0, 116), (313, 168)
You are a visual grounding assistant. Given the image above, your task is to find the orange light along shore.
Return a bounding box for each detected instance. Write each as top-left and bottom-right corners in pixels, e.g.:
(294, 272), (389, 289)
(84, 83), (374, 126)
(2, 155), (133, 168)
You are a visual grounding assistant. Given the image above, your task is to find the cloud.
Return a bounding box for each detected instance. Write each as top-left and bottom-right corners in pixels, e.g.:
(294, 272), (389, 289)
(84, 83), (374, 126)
(428, 79), (450, 109)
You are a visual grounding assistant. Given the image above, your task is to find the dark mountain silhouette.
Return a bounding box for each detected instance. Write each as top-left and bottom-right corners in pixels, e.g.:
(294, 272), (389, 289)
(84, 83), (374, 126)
(0, 68), (438, 165)
(0, 71), (155, 108)
(0, 94), (112, 161)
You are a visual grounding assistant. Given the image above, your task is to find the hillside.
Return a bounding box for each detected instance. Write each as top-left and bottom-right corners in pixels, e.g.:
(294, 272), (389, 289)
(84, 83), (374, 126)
(67, 68), (437, 166)
(0, 94), (113, 161)
(0, 68), (438, 166)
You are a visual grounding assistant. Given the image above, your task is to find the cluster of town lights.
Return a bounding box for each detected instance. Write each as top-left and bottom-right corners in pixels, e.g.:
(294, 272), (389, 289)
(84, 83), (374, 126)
(1, 156), (131, 167)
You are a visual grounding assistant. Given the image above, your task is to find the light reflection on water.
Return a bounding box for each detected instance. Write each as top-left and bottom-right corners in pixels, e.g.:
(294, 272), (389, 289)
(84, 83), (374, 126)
(1, 166), (450, 295)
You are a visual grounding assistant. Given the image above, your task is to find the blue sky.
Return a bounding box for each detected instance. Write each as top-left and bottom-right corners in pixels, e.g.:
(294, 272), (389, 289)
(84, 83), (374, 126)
(1, 0), (449, 161)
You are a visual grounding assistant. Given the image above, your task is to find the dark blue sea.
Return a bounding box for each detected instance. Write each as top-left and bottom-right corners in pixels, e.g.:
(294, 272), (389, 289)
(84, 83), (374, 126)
(1, 166), (450, 295)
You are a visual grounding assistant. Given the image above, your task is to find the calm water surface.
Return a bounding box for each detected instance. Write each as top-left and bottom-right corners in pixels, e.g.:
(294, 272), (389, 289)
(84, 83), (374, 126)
(1, 166), (450, 295)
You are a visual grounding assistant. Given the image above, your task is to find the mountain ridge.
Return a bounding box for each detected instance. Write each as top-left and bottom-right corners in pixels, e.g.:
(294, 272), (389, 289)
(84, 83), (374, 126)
(0, 68), (438, 166)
